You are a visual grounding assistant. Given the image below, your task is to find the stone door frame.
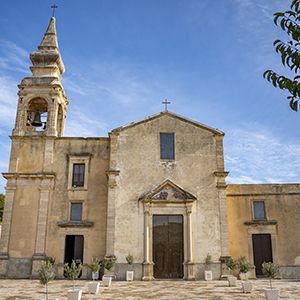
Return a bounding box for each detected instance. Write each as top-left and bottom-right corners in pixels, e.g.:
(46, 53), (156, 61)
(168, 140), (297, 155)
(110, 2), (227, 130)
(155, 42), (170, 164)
(141, 201), (195, 280)
(246, 224), (278, 278)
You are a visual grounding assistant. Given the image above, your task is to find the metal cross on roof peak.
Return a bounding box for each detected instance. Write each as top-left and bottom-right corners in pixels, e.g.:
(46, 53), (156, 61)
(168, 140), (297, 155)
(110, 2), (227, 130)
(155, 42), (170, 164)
(51, 4), (58, 17)
(162, 99), (171, 111)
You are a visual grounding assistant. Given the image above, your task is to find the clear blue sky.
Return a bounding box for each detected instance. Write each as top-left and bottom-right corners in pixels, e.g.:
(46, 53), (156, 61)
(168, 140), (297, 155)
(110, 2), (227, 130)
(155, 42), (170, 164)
(0, 0), (300, 193)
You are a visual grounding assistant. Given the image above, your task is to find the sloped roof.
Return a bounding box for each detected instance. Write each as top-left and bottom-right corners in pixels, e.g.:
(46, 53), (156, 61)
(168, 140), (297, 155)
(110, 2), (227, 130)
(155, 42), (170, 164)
(139, 179), (197, 201)
(111, 111), (224, 135)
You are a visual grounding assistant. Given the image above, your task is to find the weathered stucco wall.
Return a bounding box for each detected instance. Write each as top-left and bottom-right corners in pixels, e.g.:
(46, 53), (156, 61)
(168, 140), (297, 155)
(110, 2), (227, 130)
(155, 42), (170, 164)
(227, 184), (300, 278)
(110, 114), (226, 270)
(46, 137), (109, 265)
(9, 186), (40, 257)
(3, 136), (109, 278)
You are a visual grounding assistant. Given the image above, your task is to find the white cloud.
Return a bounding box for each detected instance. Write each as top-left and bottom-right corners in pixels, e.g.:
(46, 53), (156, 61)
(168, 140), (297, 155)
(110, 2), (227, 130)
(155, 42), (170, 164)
(64, 62), (160, 107)
(0, 76), (18, 130)
(65, 108), (109, 137)
(0, 39), (29, 133)
(225, 123), (300, 183)
(0, 40), (29, 74)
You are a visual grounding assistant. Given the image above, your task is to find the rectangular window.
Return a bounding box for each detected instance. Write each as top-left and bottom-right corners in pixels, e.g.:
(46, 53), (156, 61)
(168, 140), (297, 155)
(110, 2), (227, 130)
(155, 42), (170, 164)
(160, 133), (175, 160)
(253, 201), (266, 220)
(72, 163), (85, 187)
(70, 203), (83, 221)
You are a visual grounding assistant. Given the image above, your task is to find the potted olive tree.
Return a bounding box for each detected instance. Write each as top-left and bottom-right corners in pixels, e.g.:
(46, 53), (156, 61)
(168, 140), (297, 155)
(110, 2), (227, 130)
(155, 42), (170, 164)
(125, 254), (134, 281)
(237, 256), (252, 293)
(226, 257), (237, 287)
(237, 256), (251, 280)
(64, 260), (83, 300)
(262, 262), (280, 300)
(204, 253), (213, 281)
(87, 258), (101, 294)
(102, 255), (117, 287)
(88, 257), (100, 280)
(38, 260), (55, 300)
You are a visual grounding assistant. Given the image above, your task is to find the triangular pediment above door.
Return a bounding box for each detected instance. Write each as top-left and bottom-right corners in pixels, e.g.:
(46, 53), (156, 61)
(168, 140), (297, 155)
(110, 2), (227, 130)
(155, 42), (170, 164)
(139, 179), (197, 203)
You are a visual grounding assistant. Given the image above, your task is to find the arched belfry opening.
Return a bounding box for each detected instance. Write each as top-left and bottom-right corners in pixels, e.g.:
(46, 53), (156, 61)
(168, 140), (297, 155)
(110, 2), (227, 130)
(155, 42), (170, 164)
(26, 98), (48, 132)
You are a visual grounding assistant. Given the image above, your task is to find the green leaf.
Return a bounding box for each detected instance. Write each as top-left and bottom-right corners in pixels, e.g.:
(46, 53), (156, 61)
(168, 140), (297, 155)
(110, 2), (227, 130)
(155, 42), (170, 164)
(289, 98), (298, 111)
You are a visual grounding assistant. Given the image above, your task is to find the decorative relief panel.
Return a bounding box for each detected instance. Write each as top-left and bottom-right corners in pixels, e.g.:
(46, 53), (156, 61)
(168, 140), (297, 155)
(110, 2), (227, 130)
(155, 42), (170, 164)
(153, 184), (187, 201)
(139, 180), (196, 203)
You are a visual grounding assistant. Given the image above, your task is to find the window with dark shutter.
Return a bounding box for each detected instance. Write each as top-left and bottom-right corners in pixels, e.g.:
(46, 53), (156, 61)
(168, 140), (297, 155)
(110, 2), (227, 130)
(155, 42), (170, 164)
(160, 133), (175, 160)
(72, 163), (85, 187)
(253, 201), (266, 220)
(70, 203), (83, 221)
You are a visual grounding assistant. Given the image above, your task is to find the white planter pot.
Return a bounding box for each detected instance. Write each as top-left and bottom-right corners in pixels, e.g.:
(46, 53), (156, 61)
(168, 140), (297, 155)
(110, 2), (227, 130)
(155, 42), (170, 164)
(204, 270), (213, 281)
(126, 270), (134, 281)
(88, 282), (100, 294)
(239, 272), (249, 280)
(242, 281), (252, 293)
(92, 271), (99, 280)
(102, 275), (112, 287)
(265, 289), (279, 300)
(67, 289), (82, 300)
(228, 275), (237, 287)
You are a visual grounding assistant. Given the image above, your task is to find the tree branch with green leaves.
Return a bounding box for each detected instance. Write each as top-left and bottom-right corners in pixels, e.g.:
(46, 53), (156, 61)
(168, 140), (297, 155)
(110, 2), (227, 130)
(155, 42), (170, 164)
(264, 0), (300, 111)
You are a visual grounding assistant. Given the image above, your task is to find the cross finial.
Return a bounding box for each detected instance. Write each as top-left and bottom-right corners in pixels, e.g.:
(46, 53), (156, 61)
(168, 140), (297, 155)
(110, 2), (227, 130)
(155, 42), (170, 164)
(51, 4), (58, 17)
(162, 99), (171, 111)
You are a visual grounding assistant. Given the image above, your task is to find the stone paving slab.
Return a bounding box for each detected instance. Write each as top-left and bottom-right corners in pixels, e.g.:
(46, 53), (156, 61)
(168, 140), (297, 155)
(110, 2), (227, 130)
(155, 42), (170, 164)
(0, 279), (299, 300)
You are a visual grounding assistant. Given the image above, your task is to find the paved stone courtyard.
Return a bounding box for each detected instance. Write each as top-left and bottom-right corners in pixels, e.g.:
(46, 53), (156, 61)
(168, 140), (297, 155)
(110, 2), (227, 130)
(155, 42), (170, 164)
(0, 279), (299, 300)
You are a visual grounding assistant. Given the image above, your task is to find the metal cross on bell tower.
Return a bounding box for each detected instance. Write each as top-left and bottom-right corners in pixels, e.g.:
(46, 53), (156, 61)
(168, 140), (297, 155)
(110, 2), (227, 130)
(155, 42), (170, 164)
(51, 4), (58, 17)
(162, 99), (171, 111)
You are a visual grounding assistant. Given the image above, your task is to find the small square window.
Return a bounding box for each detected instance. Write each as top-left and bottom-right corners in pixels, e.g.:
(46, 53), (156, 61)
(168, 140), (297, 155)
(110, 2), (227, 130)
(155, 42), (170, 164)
(72, 163), (85, 187)
(70, 203), (83, 221)
(160, 133), (175, 160)
(253, 201), (266, 220)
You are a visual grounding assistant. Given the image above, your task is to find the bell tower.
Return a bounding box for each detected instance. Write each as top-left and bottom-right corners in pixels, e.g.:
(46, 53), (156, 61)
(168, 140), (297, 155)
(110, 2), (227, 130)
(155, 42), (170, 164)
(0, 16), (68, 278)
(13, 16), (68, 137)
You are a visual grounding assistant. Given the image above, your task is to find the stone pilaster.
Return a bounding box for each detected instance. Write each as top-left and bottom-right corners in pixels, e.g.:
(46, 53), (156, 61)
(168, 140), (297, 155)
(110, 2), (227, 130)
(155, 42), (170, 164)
(214, 171), (230, 258)
(215, 135), (225, 170)
(43, 138), (55, 172)
(12, 96), (25, 136)
(46, 100), (57, 136)
(142, 203), (154, 280)
(31, 179), (53, 277)
(0, 181), (16, 276)
(0, 183), (16, 254)
(219, 188), (229, 256)
(184, 205), (195, 280)
(105, 169), (120, 256)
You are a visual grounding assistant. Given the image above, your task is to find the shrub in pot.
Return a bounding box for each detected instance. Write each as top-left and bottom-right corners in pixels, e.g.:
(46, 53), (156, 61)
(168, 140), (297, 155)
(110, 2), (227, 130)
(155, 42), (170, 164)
(64, 260), (83, 300)
(204, 253), (213, 281)
(102, 255), (117, 287)
(226, 257), (237, 286)
(125, 254), (134, 281)
(38, 260), (55, 300)
(87, 258), (101, 294)
(237, 256), (251, 280)
(262, 262), (280, 300)
(103, 255), (117, 274)
(88, 257), (100, 280)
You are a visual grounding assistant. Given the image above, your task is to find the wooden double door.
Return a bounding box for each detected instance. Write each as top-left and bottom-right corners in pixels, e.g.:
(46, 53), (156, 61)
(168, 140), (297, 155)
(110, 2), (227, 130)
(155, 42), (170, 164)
(252, 234), (273, 276)
(153, 215), (184, 279)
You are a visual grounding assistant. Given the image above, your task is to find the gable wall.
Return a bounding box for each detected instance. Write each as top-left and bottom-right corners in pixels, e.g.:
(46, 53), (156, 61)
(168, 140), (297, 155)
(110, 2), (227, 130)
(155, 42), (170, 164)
(110, 115), (225, 266)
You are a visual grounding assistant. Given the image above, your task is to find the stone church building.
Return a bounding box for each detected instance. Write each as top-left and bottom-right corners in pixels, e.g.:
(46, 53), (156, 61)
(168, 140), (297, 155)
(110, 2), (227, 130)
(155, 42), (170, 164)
(0, 17), (299, 280)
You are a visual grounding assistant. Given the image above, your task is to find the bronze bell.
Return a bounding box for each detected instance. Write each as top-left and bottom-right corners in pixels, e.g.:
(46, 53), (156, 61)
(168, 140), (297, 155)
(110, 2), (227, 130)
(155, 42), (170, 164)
(31, 112), (43, 127)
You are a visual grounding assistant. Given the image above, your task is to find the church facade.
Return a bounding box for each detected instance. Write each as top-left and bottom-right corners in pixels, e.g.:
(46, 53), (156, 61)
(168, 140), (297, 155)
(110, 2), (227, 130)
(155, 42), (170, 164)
(0, 17), (299, 280)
